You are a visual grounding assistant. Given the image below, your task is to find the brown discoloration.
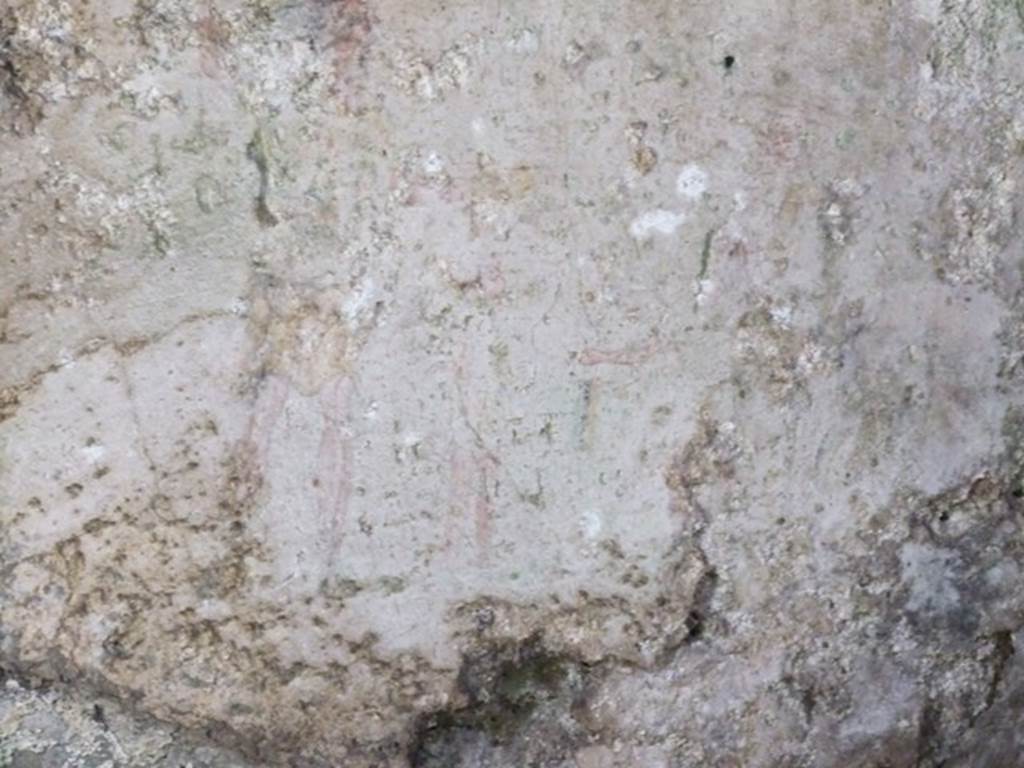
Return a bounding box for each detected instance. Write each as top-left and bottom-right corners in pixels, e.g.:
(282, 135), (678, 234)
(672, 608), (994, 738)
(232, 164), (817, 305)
(625, 120), (658, 175)
(195, 5), (230, 79)
(325, 0), (374, 92)
(246, 278), (355, 396)
(451, 344), (502, 563)
(577, 340), (659, 367)
(471, 451), (498, 564)
(734, 298), (835, 402)
(316, 376), (355, 561)
(0, 453), (448, 767)
(0, 386), (20, 422)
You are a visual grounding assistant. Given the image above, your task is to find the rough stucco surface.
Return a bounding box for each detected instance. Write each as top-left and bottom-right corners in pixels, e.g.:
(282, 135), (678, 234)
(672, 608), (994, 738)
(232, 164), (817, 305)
(2, 0), (1024, 766)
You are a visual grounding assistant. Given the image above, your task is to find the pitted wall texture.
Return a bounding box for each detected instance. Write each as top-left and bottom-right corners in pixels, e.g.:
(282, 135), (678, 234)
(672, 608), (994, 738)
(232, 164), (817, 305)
(2, 1), (1024, 766)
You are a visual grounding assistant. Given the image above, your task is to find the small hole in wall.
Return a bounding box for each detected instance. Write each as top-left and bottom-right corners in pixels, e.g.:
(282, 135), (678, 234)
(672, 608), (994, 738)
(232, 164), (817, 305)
(685, 610), (705, 640)
(723, 54), (736, 71)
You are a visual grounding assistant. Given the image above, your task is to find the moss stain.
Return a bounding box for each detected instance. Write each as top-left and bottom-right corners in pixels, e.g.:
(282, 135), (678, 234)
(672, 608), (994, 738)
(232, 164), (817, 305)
(698, 229), (714, 281)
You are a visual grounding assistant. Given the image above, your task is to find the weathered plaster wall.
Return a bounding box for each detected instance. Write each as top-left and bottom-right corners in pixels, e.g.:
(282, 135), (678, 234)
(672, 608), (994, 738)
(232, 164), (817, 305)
(2, 1), (1024, 766)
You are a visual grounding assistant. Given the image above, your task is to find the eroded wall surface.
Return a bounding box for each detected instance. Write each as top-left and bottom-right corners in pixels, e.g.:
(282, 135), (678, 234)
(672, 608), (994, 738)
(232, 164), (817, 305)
(2, 1), (1024, 766)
